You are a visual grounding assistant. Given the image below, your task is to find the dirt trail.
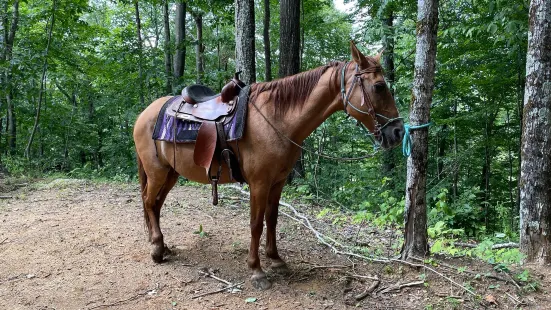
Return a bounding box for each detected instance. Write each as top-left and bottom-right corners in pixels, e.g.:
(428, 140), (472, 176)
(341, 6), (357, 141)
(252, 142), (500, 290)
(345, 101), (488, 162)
(0, 180), (548, 309)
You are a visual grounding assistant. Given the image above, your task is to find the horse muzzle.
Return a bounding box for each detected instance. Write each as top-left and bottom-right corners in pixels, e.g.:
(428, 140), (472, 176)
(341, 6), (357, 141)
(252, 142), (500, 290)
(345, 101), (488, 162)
(379, 119), (405, 149)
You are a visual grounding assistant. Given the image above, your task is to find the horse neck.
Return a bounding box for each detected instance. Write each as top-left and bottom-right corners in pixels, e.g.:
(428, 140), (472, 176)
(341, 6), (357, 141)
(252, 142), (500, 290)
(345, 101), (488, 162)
(282, 67), (343, 143)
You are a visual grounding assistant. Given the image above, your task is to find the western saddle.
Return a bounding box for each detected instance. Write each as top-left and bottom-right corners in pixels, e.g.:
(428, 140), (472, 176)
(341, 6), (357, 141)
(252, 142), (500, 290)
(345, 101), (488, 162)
(167, 73), (246, 205)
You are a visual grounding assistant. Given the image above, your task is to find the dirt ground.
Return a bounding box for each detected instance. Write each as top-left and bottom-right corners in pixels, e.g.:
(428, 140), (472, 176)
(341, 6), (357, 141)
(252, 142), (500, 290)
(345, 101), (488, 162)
(0, 179), (549, 310)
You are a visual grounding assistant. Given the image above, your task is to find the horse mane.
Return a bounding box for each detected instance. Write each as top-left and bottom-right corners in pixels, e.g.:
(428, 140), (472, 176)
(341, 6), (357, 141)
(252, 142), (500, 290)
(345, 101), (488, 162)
(249, 61), (347, 117)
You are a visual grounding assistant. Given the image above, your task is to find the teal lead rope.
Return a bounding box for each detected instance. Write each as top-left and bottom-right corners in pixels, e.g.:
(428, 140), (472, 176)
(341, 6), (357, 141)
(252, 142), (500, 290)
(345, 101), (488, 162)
(402, 122), (432, 157)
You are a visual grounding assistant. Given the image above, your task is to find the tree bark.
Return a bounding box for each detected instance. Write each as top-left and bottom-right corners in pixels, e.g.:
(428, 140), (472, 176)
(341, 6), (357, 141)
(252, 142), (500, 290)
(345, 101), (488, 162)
(278, 0), (300, 78)
(25, 0), (56, 159)
(162, 0), (172, 94)
(401, 0), (439, 260)
(134, 0), (145, 106)
(2, 0), (19, 155)
(279, 0), (302, 183)
(519, 0), (551, 265)
(263, 0), (271, 81)
(193, 12), (204, 84)
(381, 10), (397, 187)
(235, 0), (256, 85)
(173, 0), (186, 81)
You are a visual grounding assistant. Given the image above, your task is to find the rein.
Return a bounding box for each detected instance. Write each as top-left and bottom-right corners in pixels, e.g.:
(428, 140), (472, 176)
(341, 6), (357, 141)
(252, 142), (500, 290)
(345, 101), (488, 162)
(235, 61), (401, 161)
(340, 61), (403, 143)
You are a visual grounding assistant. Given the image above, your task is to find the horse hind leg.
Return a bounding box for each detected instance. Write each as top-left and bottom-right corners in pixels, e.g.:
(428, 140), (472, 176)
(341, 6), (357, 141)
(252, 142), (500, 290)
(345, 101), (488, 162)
(142, 166), (179, 263)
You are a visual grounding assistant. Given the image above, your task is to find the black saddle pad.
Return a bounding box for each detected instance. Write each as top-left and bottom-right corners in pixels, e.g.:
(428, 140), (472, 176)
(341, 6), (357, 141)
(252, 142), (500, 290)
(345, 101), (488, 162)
(152, 86), (249, 143)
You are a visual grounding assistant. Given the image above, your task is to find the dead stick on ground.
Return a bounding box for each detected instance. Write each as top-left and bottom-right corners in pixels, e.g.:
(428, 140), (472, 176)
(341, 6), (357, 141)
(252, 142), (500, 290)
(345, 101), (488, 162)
(0, 238), (7, 245)
(0, 196), (13, 199)
(198, 270), (232, 286)
(504, 291), (522, 305)
(227, 185), (475, 297)
(191, 282), (244, 299)
(355, 280), (380, 300)
(435, 259), (521, 290)
(87, 291), (149, 309)
(345, 272), (379, 281)
(392, 258), (476, 296)
(379, 280), (425, 295)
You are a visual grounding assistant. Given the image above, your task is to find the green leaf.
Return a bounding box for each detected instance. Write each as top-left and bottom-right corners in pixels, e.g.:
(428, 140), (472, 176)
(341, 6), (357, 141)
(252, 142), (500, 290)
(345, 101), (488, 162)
(245, 297), (257, 303)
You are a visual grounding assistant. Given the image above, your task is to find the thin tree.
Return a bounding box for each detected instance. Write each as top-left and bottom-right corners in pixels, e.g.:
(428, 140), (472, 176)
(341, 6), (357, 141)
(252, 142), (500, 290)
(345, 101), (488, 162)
(1, 0), (19, 155)
(519, 0), (551, 264)
(279, 0), (301, 183)
(401, 0), (439, 260)
(381, 8), (397, 187)
(134, 0), (145, 106)
(25, 0), (56, 159)
(189, 9), (204, 84)
(235, 0), (256, 85)
(263, 0), (271, 81)
(173, 0), (186, 82)
(162, 0), (172, 94)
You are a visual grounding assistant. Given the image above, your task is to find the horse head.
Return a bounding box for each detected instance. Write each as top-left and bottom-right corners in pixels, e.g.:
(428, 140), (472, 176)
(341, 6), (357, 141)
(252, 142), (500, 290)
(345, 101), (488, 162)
(342, 41), (404, 149)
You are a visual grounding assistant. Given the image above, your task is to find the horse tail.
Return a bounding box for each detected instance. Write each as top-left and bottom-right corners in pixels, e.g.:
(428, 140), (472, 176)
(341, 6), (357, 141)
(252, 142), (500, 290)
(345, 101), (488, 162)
(136, 153), (150, 232)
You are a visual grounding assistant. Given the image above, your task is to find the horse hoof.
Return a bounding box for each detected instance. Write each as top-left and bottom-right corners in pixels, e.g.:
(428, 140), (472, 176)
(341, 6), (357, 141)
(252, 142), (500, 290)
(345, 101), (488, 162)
(150, 244), (164, 263)
(271, 260), (290, 275)
(251, 274), (272, 290)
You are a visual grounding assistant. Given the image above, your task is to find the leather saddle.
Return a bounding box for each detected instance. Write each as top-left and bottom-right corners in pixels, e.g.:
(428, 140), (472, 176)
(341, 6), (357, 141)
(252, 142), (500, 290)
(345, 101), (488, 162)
(170, 74), (245, 122)
(167, 73), (246, 205)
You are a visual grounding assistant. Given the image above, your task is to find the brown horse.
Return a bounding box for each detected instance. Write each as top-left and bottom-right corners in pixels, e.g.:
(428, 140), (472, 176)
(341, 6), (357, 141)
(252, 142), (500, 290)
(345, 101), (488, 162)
(133, 42), (404, 290)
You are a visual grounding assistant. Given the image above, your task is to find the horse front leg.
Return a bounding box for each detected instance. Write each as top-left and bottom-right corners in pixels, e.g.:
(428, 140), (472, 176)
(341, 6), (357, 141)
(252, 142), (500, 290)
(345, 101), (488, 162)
(144, 170), (179, 263)
(247, 182), (271, 290)
(265, 180), (289, 274)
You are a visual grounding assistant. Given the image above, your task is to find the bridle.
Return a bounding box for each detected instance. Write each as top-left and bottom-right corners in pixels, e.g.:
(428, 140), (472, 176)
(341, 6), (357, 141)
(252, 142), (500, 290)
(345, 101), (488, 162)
(340, 61), (403, 143)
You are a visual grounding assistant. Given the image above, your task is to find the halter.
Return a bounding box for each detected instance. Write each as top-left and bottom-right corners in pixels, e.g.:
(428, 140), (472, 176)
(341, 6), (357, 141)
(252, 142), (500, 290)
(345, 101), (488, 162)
(340, 61), (403, 144)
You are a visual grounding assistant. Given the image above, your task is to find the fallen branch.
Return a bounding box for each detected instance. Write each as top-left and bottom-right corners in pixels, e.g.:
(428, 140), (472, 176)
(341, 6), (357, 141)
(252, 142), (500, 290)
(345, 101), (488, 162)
(504, 291), (522, 305)
(0, 238), (7, 245)
(435, 259), (521, 290)
(344, 272), (379, 281)
(301, 262), (352, 270)
(226, 185), (476, 297)
(454, 242), (518, 249)
(198, 269), (231, 286)
(355, 280), (380, 300)
(227, 185), (390, 264)
(378, 280), (425, 295)
(191, 281), (244, 299)
(0, 196), (13, 199)
(87, 291), (149, 309)
(392, 258), (476, 296)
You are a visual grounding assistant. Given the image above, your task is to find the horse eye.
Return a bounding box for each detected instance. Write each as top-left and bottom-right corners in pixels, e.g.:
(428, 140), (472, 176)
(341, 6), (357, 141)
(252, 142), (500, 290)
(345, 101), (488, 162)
(373, 82), (386, 93)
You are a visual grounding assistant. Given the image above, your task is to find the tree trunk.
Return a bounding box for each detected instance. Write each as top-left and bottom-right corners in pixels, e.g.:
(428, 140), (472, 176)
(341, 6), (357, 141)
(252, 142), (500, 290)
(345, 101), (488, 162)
(193, 13), (203, 84)
(401, 0), (439, 260)
(134, 0), (145, 106)
(278, 0), (300, 78)
(519, 0), (551, 265)
(279, 0), (302, 183)
(25, 0), (56, 159)
(235, 0), (256, 85)
(381, 10), (397, 188)
(163, 0), (172, 94)
(2, 0), (19, 155)
(263, 0), (271, 81)
(173, 0), (186, 82)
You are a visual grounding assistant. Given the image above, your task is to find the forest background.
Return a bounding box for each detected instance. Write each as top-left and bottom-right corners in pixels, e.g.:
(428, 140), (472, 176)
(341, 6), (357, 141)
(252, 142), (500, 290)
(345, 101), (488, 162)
(0, 0), (530, 261)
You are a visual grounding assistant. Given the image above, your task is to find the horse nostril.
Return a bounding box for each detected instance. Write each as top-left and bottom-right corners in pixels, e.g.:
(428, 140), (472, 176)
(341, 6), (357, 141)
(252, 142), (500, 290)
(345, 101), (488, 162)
(393, 127), (404, 140)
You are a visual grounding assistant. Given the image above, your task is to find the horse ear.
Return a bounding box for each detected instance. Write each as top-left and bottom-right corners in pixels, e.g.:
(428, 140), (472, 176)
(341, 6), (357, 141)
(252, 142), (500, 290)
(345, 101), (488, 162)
(374, 49), (384, 63)
(350, 41), (368, 67)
